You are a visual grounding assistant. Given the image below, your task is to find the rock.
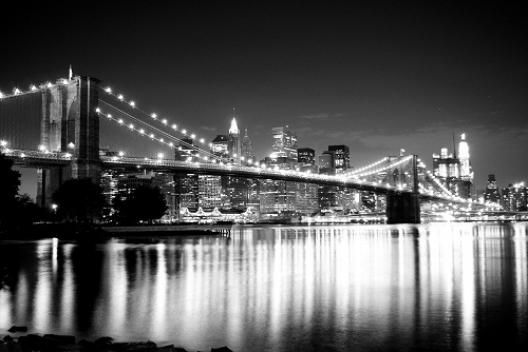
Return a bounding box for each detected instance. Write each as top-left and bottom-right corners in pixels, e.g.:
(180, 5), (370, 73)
(95, 336), (114, 347)
(43, 334), (76, 345)
(110, 341), (157, 351)
(7, 327), (27, 333)
(211, 347), (232, 352)
(18, 334), (44, 351)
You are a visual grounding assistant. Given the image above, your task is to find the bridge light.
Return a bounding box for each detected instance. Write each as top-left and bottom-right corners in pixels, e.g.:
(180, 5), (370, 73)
(118, 94), (124, 100)
(139, 129), (145, 134)
(128, 123), (134, 129)
(38, 144), (47, 152)
(95, 107), (101, 113)
(118, 151), (125, 157)
(20, 153), (26, 158)
(162, 119), (167, 125)
(159, 138), (164, 142)
(104, 87), (112, 93)
(118, 118), (124, 124)
(199, 138), (205, 144)
(46, 82), (53, 88)
(0, 140), (7, 147)
(30, 84), (38, 91)
(190, 133), (196, 139)
(168, 142), (174, 147)
(182, 129), (187, 135)
(171, 124), (177, 130)
(13, 88), (21, 95)
(107, 113), (113, 119)
(150, 133), (155, 139)
(208, 143), (213, 148)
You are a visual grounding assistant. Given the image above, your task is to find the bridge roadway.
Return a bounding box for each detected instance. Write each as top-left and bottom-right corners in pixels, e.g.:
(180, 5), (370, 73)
(103, 156), (458, 203)
(3, 148), (461, 204)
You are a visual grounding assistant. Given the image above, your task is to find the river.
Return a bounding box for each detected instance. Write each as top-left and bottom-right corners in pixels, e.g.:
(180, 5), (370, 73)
(0, 223), (527, 351)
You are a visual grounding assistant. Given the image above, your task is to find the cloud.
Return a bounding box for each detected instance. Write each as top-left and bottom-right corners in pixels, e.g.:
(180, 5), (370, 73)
(298, 112), (344, 120)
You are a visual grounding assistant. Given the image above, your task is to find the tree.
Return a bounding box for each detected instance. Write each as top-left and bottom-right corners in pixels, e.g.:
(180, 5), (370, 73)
(52, 178), (106, 222)
(0, 152), (21, 229)
(114, 184), (168, 224)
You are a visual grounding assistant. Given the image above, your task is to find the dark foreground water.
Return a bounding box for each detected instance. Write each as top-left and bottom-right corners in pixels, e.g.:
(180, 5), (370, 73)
(0, 223), (527, 351)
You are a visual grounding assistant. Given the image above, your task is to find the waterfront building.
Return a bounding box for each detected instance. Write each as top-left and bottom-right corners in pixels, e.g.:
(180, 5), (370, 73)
(270, 125), (298, 162)
(174, 173), (199, 213)
(198, 175), (222, 210)
(484, 174), (501, 203)
(328, 145), (350, 173)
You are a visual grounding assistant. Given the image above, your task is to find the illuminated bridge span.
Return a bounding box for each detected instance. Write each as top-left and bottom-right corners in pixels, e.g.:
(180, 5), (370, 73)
(0, 74), (493, 223)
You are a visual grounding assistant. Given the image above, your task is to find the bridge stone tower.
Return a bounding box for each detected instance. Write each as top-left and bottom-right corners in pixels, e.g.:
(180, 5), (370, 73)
(386, 155), (421, 224)
(37, 75), (100, 207)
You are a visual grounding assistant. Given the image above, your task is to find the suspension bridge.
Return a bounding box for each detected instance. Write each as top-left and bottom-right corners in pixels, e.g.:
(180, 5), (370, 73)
(0, 74), (493, 223)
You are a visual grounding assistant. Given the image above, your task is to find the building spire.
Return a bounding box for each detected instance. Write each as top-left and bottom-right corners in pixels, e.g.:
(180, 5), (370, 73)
(229, 117), (239, 135)
(68, 64), (73, 80)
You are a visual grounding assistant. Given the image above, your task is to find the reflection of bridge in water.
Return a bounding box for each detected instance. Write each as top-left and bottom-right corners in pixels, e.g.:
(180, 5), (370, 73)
(0, 74), (495, 223)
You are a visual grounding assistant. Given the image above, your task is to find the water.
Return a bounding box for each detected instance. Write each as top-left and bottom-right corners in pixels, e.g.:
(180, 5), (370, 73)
(0, 223), (527, 351)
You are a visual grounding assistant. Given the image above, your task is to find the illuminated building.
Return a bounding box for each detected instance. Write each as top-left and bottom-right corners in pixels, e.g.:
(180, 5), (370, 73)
(484, 174), (500, 203)
(211, 134), (229, 157)
(241, 128), (255, 164)
(328, 145), (350, 173)
(432, 133), (473, 198)
(501, 182), (527, 211)
(174, 136), (196, 161)
(198, 175), (222, 210)
(318, 151), (335, 175)
(270, 125), (298, 162)
(228, 117), (241, 164)
(297, 148), (315, 165)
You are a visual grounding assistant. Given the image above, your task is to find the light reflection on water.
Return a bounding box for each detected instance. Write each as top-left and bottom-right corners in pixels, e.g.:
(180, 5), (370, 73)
(0, 223), (527, 351)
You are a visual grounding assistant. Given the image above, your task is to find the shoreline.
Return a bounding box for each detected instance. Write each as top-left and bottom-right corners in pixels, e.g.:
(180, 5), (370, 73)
(1, 328), (232, 352)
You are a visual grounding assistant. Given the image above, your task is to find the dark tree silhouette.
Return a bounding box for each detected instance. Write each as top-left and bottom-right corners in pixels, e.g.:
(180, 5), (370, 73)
(0, 152), (21, 229)
(114, 185), (168, 224)
(53, 178), (106, 222)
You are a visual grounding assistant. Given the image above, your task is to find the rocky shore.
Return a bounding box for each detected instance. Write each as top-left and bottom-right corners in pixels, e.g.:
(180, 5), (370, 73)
(0, 327), (232, 352)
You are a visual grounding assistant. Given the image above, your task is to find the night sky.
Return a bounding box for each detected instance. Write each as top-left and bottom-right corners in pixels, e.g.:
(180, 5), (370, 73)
(2, 1), (528, 197)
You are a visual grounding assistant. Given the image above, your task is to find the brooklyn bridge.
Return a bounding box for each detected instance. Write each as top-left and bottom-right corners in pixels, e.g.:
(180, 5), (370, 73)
(0, 74), (492, 224)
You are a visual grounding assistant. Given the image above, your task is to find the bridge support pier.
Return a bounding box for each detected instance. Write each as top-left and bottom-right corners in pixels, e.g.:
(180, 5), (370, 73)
(36, 75), (100, 208)
(386, 192), (421, 224)
(36, 166), (69, 208)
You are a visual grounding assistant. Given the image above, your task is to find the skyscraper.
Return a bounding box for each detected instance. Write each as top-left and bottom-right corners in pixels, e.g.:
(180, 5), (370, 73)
(458, 133), (472, 180)
(241, 128), (255, 163)
(270, 126), (298, 162)
(211, 134), (229, 158)
(328, 145), (350, 173)
(228, 117), (241, 164)
(484, 174), (500, 203)
(297, 148), (315, 165)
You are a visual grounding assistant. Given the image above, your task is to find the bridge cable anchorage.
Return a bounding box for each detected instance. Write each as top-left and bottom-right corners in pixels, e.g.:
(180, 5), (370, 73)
(100, 85), (248, 164)
(97, 100), (225, 163)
